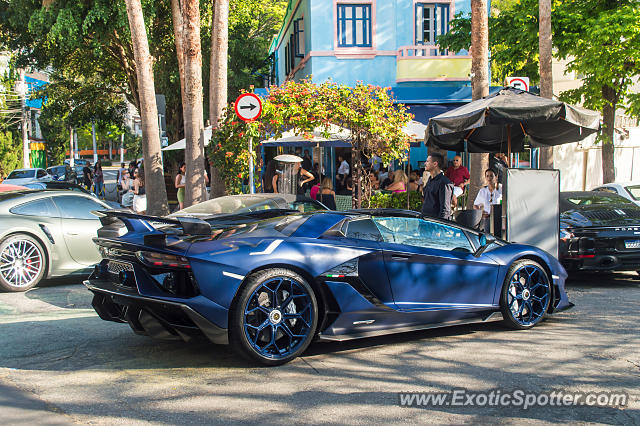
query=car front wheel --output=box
[500,259,551,330]
[0,234,47,292]
[230,268,318,366]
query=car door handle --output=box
[66,232,79,236]
[391,254,412,261]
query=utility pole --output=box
[18,70,30,168]
[120,133,125,164]
[69,127,74,167]
[91,118,98,163]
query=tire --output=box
[229,268,318,366]
[0,234,47,292]
[500,259,551,330]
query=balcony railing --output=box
[397,45,457,58]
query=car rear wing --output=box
[94,210,212,243]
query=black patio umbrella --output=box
[425,87,600,155]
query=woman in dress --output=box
[175,162,186,210]
[132,167,147,214]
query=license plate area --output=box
[624,239,640,249]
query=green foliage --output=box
[368,191,423,212]
[0,130,22,179]
[226,0,288,98]
[554,1,640,117]
[438,0,542,85]
[207,80,412,195]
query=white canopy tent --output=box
[162,126,214,151]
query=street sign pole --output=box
[248,135,254,194]
[234,93,262,194]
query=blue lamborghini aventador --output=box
[85,209,573,365]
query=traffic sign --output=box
[234,93,262,122]
[506,77,530,92]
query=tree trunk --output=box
[468,0,490,209]
[538,0,554,169]
[182,0,206,207]
[124,0,169,216]
[209,0,229,198]
[601,85,617,184]
[170,0,187,137]
[210,0,228,127]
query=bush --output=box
[368,191,422,212]
[100,160,112,167]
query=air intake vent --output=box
[621,208,640,219]
[581,210,623,221]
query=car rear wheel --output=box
[500,259,551,330]
[230,268,318,366]
[0,234,46,292]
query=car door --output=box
[373,216,500,311]
[51,195,107,266]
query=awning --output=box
[162,126,213,151]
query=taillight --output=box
[136,251,191,269]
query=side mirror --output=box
[474,233,497,257]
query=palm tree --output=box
[539,0,554,169]
[209,0,229,198]
[124,0,169,216]
[468,0,490,208]
[182,0,206,207]
[171,0,187,132]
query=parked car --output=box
[64,159,90,184]
[0,189,111,292]
[0,168,53,186]
[168,193,328,218]
[86,208,572,365]
[24,181,93,195]
[559,191,640,274]
[47,164,77,183]
[592,182,640,207]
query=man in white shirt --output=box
[474,168,502,232]
[337,155,350,175]
[337,155,349,190]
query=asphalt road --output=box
[0,272,638,425]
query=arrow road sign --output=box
[234,93,262,122]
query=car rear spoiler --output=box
[95,210,211,243]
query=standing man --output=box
[421,153,454,220]
[444,155,470,207]
[302,150,312,172]
[337,154,350,190]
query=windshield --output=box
[175,196,283,216]
[564,194,632,206]
[7,170,35,179]
[625,185,640,201]
[210,214,309,240]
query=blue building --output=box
[267,0,491,170]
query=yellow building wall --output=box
[396,57,472,81]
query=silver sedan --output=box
[0,189,110,292]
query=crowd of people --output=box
[116,160,146,214]
[259,148,507,231]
